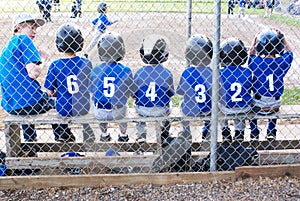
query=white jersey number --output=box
[103,77,115,97]
[67,75,79,94]
[194,84,206,103]
[266,74,275,91]
[231,82,242,102]
[146,82,158,101]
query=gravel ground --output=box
[0,176,299,201]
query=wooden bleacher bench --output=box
[3,105,300,157]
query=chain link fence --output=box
[0,0,299,176]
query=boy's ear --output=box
[14,24,22,33]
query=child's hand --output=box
[272,27,284,38]
[39,49,49,64]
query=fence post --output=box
[210,0,222,172]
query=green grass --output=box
[0,0,298,27]
[282,87,300,105]
[128,87,300,109]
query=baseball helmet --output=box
[97,2,108,13]
[185,34,213,66]
[220,37,248,66]
[56,23,84,53]
[139,35,169,64]
[98,32,125,62]
[255,29,284,56]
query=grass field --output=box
[0,0,298,27]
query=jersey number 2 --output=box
[231,82,242,102]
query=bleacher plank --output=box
[5,150,300,171]
[3,105,300,157]
[1,164,299,190]
[18,140,300,154]
[3,105,300,124]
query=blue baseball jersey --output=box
[0,34,44,111]
[248,51,293,97]
[133,65,175,107]
[44,56,92,116]
[239,0,246,7]
[92,13,114,33]
[219,65,253,108]
[89,62,134,109]
[176,66,212,116]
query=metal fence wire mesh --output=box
[0,0,299,176]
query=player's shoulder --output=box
[80,56,92,64]
[117,62,133,72]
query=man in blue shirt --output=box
[0,13,70,142]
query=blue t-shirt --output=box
[176,66,212,116]
[219,65,253,108]
[248,51,293,97]
[89,62,134,109]
[133,65,175,107]
[239,0,247,7]
[44,56,92,116]
[0,34,44,111]
[92,13,114,33]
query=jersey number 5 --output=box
[103,77,115,97]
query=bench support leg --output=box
[155,122,163,155]
[5,124,21,157]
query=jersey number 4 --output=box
[146,82,158,101]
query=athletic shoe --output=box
[118,134,129,142]
[82,128,95,143]
[136,133,146,143]
[234,130,244,141]
[266,129,276,141]
[57,130,76,142]
[100,134,111,142]
[222,127,232,142]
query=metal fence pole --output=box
[186,0,192,39]
[210,0,221,172]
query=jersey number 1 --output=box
[266,74,274,91]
